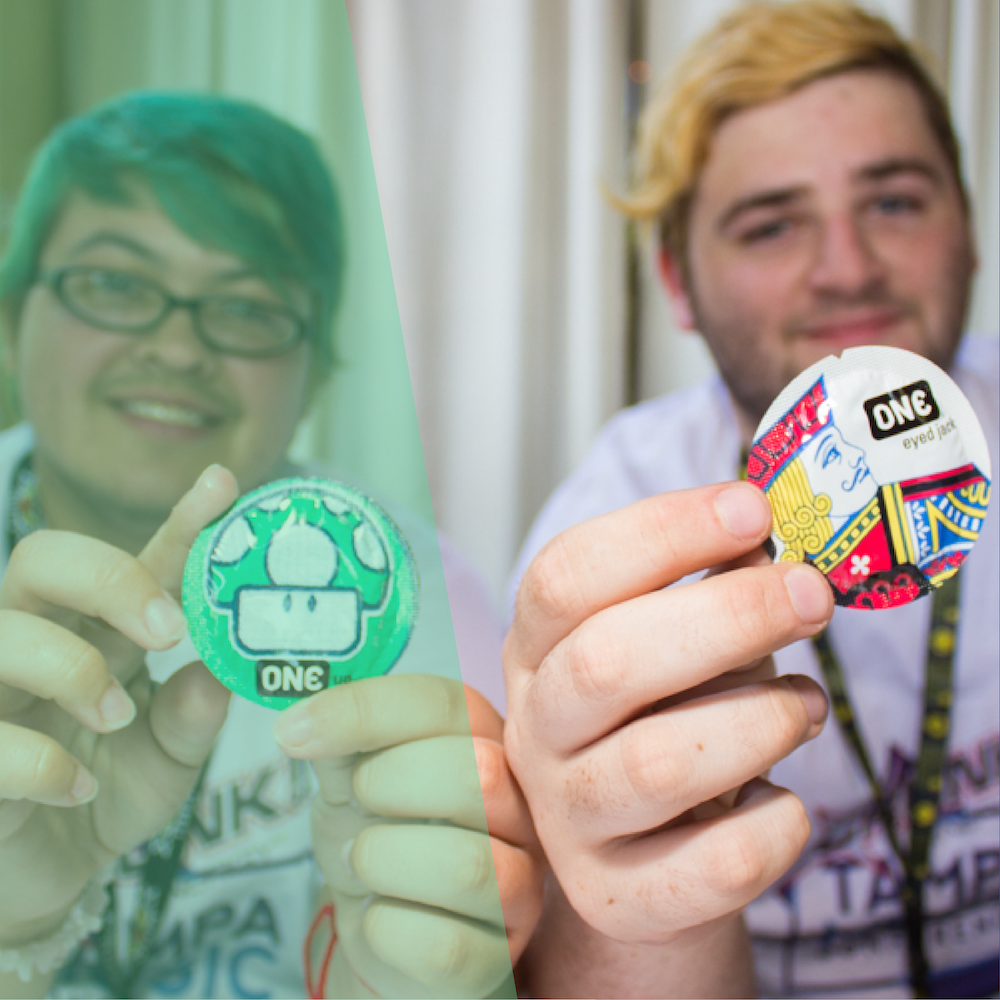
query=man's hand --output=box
[503,482,832,955]
[274,675,545,999]
[0,467,237,965]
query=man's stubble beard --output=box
[683,242,975,432]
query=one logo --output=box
[863,380,940,440]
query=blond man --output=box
[506,3,997,997]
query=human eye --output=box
[737,215,796,245]
[822,445,841,469]
[870,193,925,216]
[203,297,300,352]
[63,268,161,319]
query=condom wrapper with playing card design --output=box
[182,478,419,709]
[747,346,991,610]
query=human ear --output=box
[655,247,698,331]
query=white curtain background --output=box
[0,0,996,609]
[349,0,999,606]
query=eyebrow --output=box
[64,231,265,287]
[717,157,946,234]
[854,156,945,186]
[717,186,808,233]
[66,231,161,262]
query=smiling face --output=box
[662,70,975,434]
[4,192,312,547]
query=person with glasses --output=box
[0,92,543,999]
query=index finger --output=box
[505,482,773,674]
[140,464,240,598]
[273,673,473,759]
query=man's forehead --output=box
[695,69,954,214]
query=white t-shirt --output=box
[509,336,999,999]
[0,425,505,999]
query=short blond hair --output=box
[620,1,963,268]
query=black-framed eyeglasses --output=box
[37,266,309,359]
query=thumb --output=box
[148,660,232,769]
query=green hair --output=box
[0,90,344,384]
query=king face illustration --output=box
[748,378,991,609]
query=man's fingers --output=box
[0,531,188,652]
[0,611,135,732]
[0,721,97,807]
[565,780,812,943]
[527,562,832,752]
[273,674,471,759]
[558,674,826,844]
[140,465,240,598]
[505,483,773,675]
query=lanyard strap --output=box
[738,448,958,997]
[95,759,211,998]
[810,573,959,999]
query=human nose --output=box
[808,213,887,297]
[130,303,218,375]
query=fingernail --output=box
[144,595,188,643]
[735,776,770,807]
[196,464,225,491]
[715,484,771,540]
[783,565,832,625]
[273,708,314,749]
[71,767,98,804]
[98,680,135,730]
[785,674,829,728]
[341,838,356,877]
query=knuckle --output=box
[6,531,46,583]
[94,549,143,596]
[705,833,769,895]
[31,739,72,796]
[562,625,620,705]
[61,641,107,699]
[725,571,797,652]
[521,535,589,625]
[423,920,478,985]
[341,682,378,735]
[763,685,812,750]
[474,739,504,800]
[453,833,499,898]
[619,720,692,809]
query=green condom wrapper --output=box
[182,478,418,710]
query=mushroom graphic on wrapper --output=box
[208,490,391,658]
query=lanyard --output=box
[5,452,208,996]
[95,762,211,998]
[738,451,958,998]
[811,575,958,1000]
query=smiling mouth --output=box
[801,311,905,342]
[114,399,221,429]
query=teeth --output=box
[120,400,211,428]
